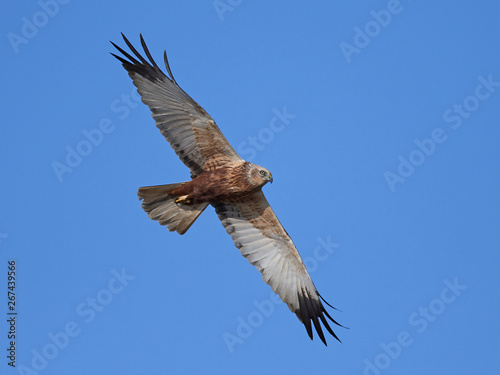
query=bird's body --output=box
[165,161,271,204]
[111,34,343,345]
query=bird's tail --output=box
[137,183,208,235]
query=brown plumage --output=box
[111,34,343,345]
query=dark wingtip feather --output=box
[140,34,160,70]
[111,34,169,83]
[312,315,327,345]
[121,33,149,66]
[110,39,141,67]
[163,50,177,84]
[319,312,341,343]
[297,287,345,345]
[109,52,129,65]
[319,292,342,312]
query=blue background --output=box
[2,1,499,374]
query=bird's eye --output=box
[259,170,266,176]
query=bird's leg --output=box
[175,195,193,205]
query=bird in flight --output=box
[111,34,342,345]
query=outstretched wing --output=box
[212,191,342,345]
[111,34,241,177]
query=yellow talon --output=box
[175,195,192,205]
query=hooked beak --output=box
[268,174,273,184]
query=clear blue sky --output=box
[2,1,500,374]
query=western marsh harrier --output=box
[111,34,342,345]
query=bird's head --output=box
[249,164,273,188]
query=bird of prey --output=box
[111,34,342,345]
